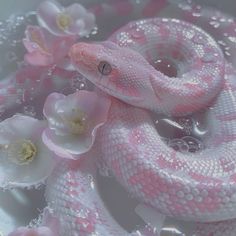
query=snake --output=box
[58,16,236,231]
[1,1,236,235]
[70,18,224,116]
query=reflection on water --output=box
[0,187,46,235]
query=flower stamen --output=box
[63,109,88,135]
[56,13,72,31]
[6,139,37,165]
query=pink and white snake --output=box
[43,17,236,235]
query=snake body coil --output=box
[47,18,236,235]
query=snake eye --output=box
[98,61,112,75]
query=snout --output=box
[69,42,102,65]
[69,42,90,64]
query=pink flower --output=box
[43,91,111,159]
[9,208,60,236]
[23,25,76,66]
[37,1,96,37]
[0,115,56,188]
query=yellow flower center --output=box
[56,13,72,31]
[64,109,88,135]
[30,31,48,52]
[6,139,37,165]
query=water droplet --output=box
[201,52,217,63]
[210,21,220,28]
[162,18,169,22]
[193,34,205,45]
[228,36,236,43]
[130,29,143,39]
[177,117,193,135]
[91,26,98,35]
[23,105,36,117]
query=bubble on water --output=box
[91,26,98,35]
[182,136,204,153]
[228,36,236,44]
[79,83,86,90]
[191,5,202,17]
[23,105,36,117]
[168,138,189,153]
[70,76,88,91]
[218,40,227,49]
[209,19,222,29]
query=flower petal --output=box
[43,93,70,136]
[24,50,53,66]
[65,3,87,19]
[42,208,61,235]
[23,25,49,52]
[37,0,64,35]
[80,13,96,36]
[35,227,55,236]
[42,129,79,159]
[44,92,65,119]
[23,25,76,66]
[37,1,95,36]
[65,3,95,36]
[50,36,76,63]
[8,227,32,236]
[67,19,85,35]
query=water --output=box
[0,0,236,235]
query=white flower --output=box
[43,91,111,159]
[0,115,56,188]
[37,1,96,37]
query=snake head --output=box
[69,41,146,102]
